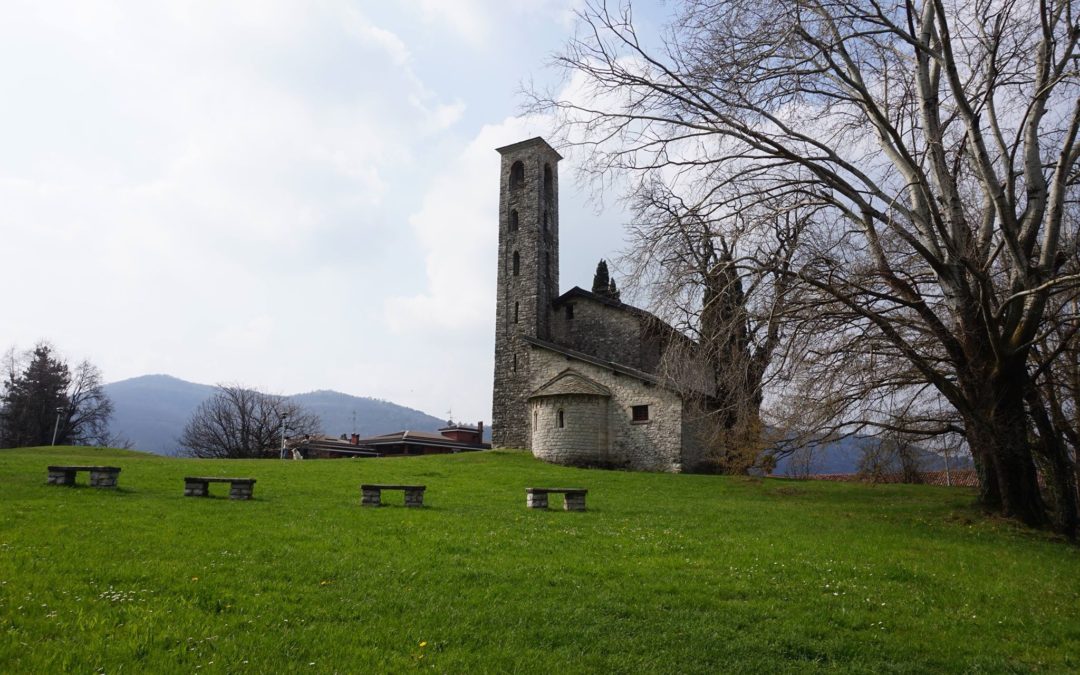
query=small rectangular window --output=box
[565,304,574,320]
[557,410,565,428]
[631,405,650,422]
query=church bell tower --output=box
[491,137,561,449]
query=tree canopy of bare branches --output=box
[536,0,1080,535]
[178,385,322,459]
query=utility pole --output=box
[51,406,64,446]
[280,413,289,460]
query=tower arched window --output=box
[543,210,548,231]
[514,301,519,323]
[544,164,553,203]
[510,210,519,232]
[512,251,520,276]
[510,161,525,190]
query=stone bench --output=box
[526,487,587,511]
[360,484,425,507]
[47,465,121,488]
[184,477,256,500]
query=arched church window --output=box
[514,302,519,323]
[513,251,520,276]
[557,409,565,428]
[544,164,553,203]
[510,161,525,190]
[513,353,518,372]
[510,210,519,232]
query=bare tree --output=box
[619,179,808,471]
[63,360,114,446]
[858,429,928,484]
[537,0,1080,535]
[178,384,322,459]
[1027,248,1080,525]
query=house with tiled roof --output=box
[290,422,489,459]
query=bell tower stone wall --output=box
[491,137,561,448]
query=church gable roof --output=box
[529,368,612,399]
[523,335,661,385]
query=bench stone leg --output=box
[184,481,209,497]
[564,494,586,511]
[229,483,254,500]
[47,470,76,486]
[361,487,382,506]
[404,489,425,508]
[527,492,548,509]
[90,471,118,489]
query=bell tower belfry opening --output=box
[491,137,562,449]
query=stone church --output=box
[491,137,709,472]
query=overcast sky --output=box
[0,1,672,425]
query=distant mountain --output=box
[104,375,450,455]
[772,433,973,476]
[289,389,454,440]
[104,375,216,455]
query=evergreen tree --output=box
[591,259,610,295]
[591,259,622,301]
[608,278,621,301]
[0,343,114,448]
[0,344,70,447]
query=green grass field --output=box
[1,447,1077,673]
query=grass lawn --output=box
[1,447,1078,673]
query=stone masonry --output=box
[491,136,709,472]
[527,351,687,472]
[491,137,561,449]
[47,465,121,488]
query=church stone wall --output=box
[529,395,608,466]
[528,347,685,472]
[550,296,673,373]
[550,299,641,368]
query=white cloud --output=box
[388,115,549,333]
[402,0,586,46]
[0,0,631,425]
[0,2,463,393]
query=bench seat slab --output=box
[360,485,426,507]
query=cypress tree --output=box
[608,278,621,301]
[592,259,611,295]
